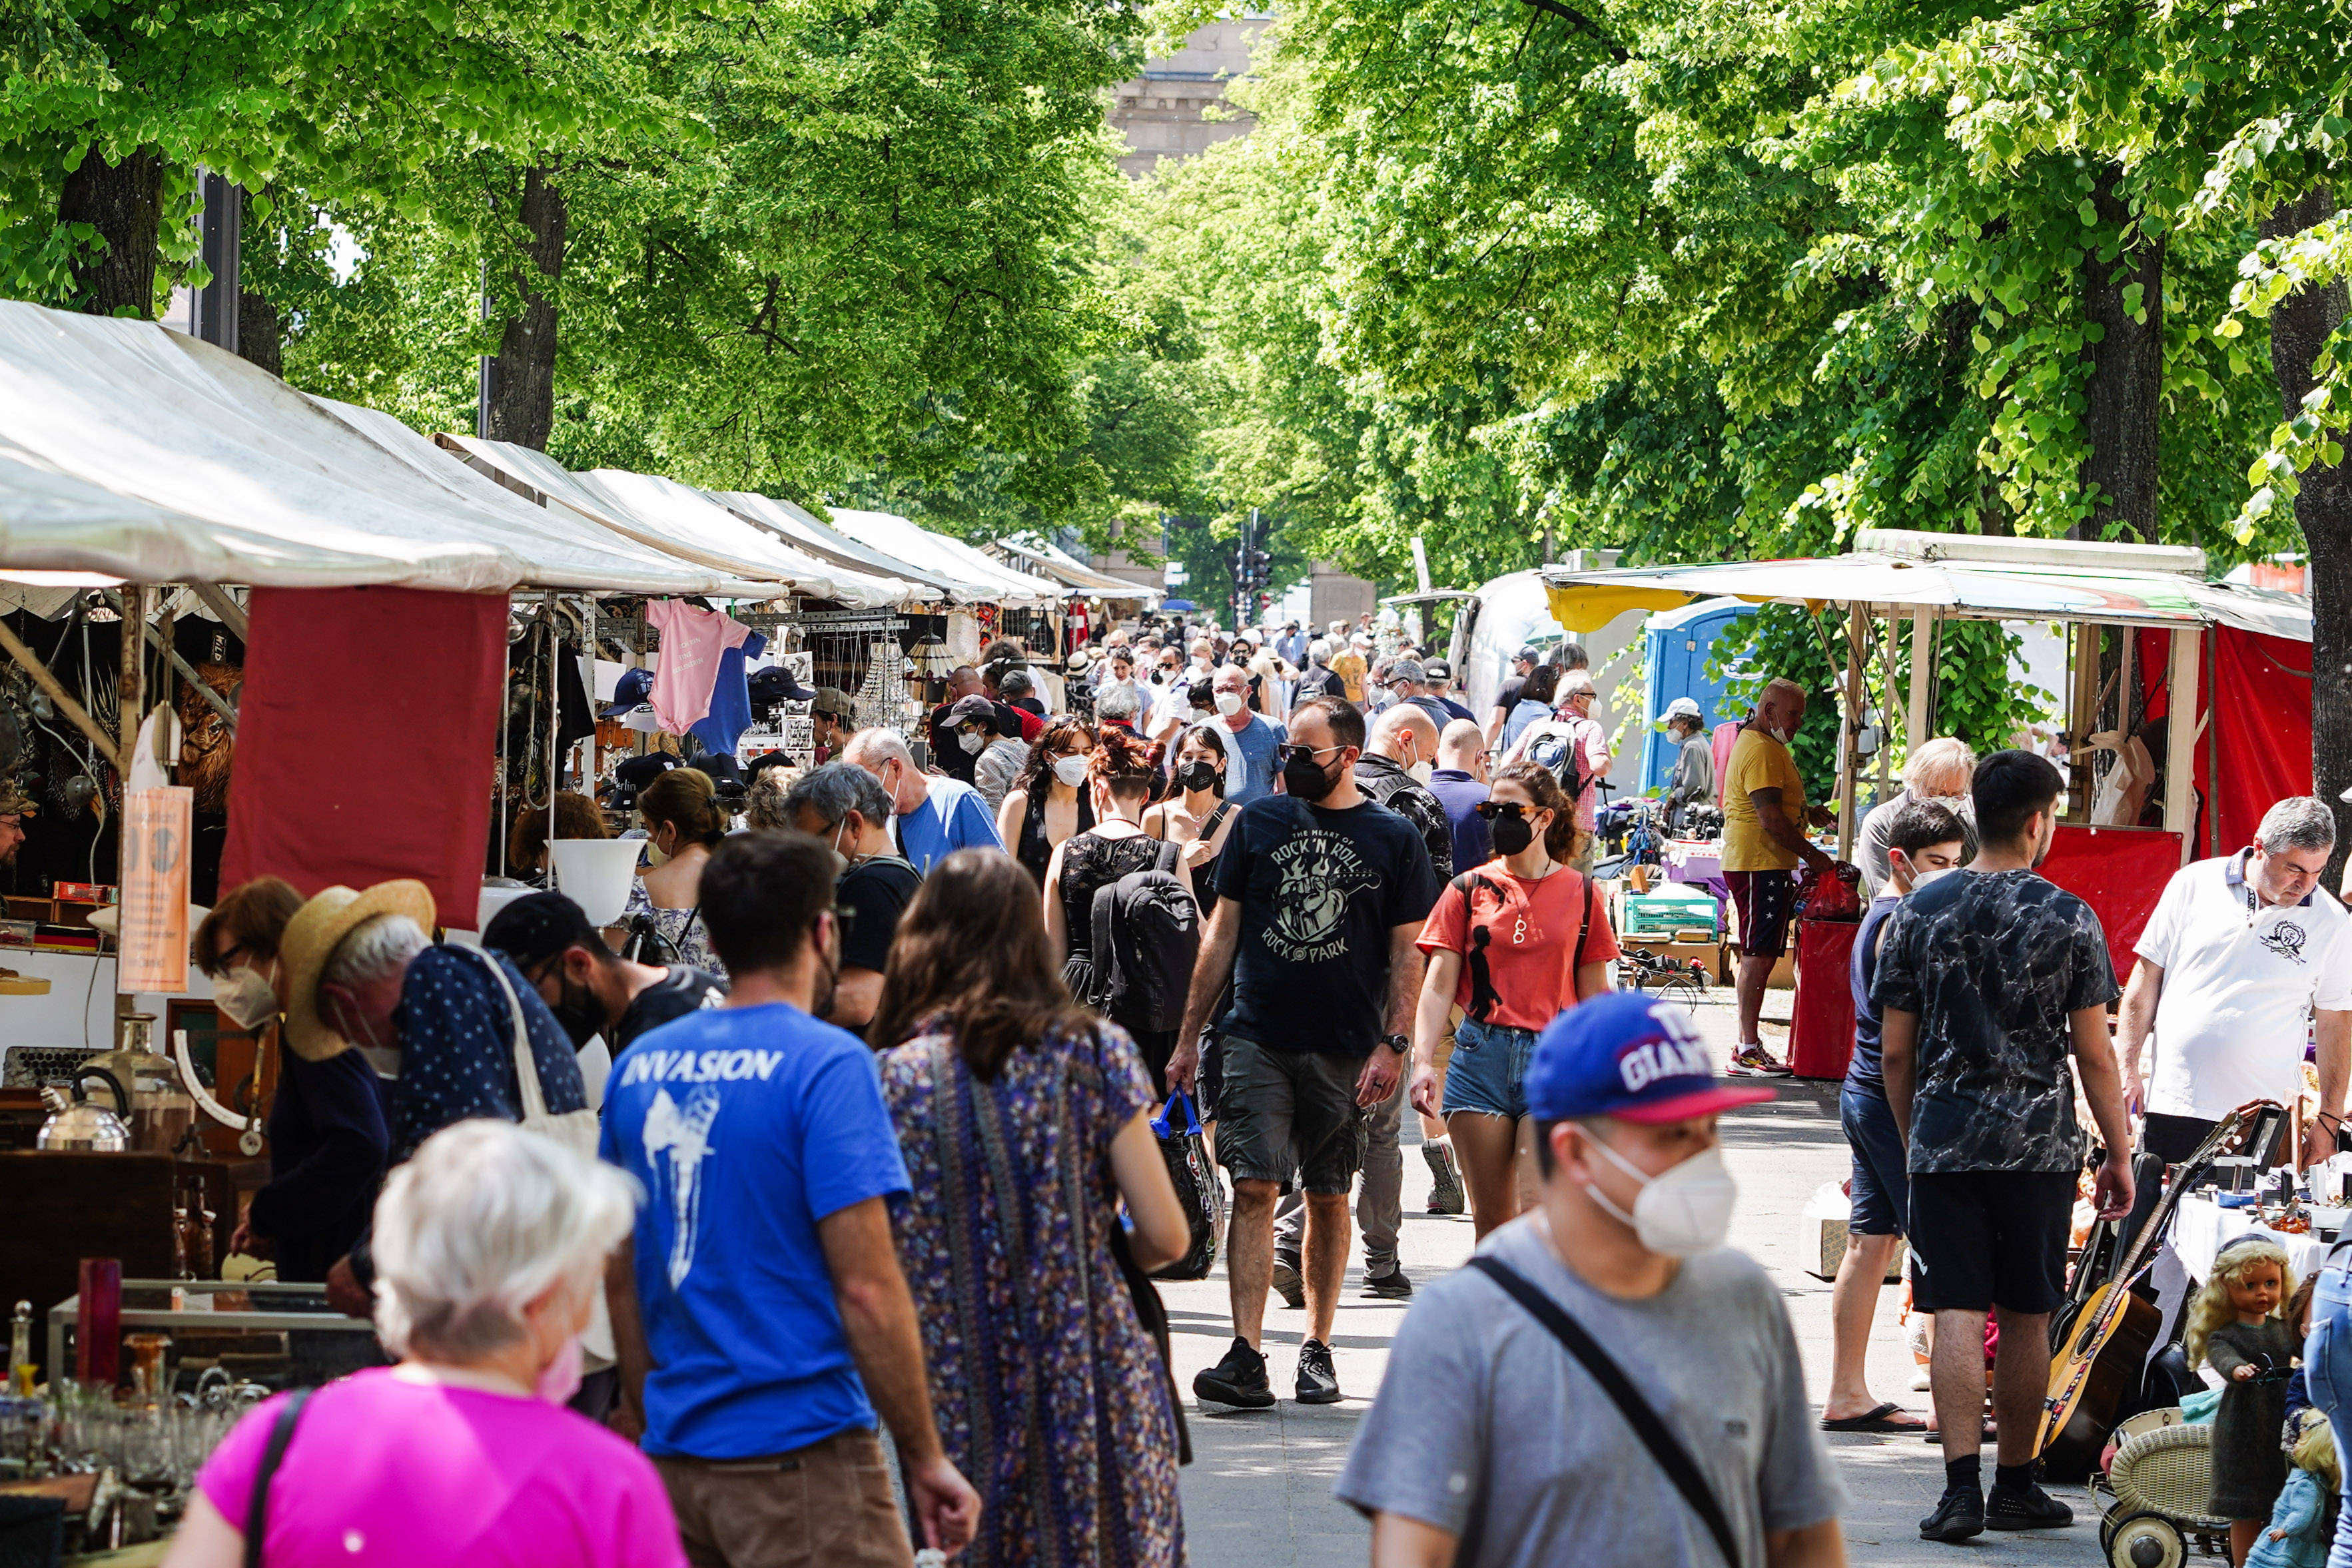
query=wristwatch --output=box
[1379,1034,1411,1056]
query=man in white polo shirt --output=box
[2117,796,2352,1165]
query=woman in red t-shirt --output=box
[1407,762,1621,1236]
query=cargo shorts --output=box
[1213,1032,1370,1196]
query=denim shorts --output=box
[2307,1268,2352,1567]
[1839,1083,1909,1236]
[1442,1017,1540,1121]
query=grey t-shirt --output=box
[1334,1219,1844,1568]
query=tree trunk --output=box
[2262,187,2352,887]
[2076,167,2163,544]
[238,290,282,376]
[59,145,164,317]
[485,165,566,451]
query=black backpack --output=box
[1087,839,1200,1034]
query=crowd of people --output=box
[143,599,2352,1568]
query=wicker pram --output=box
[2098,1410,2233,1567]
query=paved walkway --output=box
[1162,995,2092,1566]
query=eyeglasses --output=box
[1275,743,1345,764]
[1473,801,1533,821]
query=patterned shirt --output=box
[1871,869,2118,1174]
[389,945,589,1162]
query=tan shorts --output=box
[654,1427,911,1568]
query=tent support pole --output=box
[101,589,234,732]
[187,583,248,641]
[1906,609,1932,751]
[0,616,125,776]
[1876,609,1896,802]
[1838,602,1864,861]
[117,585,145,781]
[2163,627,2200,863]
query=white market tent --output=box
[824,507,1062,608]
[586,469,915,610]
[0,304,767,596]
[713,491,984,605]
[994,533,1162,604]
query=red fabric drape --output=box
[2134,626,2311,857]
[220,587,506,928]
[2038,825,2183,982]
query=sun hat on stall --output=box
[1526,992,1775,1124]
[278,880,437,1061]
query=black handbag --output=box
[1146,1092,1223,1282]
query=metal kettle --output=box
[37,1067,132,1152]
[79,1014,196,1155]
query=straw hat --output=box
[278,881,436,1060]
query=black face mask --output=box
[1282,749,1342,802]
[549,975,609,1048]
[1176,760,1222,795]
[1489,813,1537,856]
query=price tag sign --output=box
[119,786,193,994]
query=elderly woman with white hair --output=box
[1855,737,1981,897]
[168,1120,683,1568]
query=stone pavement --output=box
[1162,994,2096,1566]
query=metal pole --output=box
[0,617,125,774]
[1838,602,1864,861]
[1906,609,1932,751]
[496,611,512,878]
[2163,628,2201,862]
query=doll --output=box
[2246,1411,2339,1568]
[2187,1237,2301,1567]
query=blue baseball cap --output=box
[599,667,654,718]
[1526,992,1776,1124]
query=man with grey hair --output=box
[844,727,1002,875]
[783,761,919,1033]
[1211,661,1287,806]
[1503,668,1613,871]
[2117,794,2352,1162]
[1856,737,1982,898]
[1094,680,1144,734]
[1294,637,1345,705]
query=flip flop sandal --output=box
[1820,1401,1928,1433]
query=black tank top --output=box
[1018,783,1094,886]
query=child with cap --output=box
[1337,992,1846,1568]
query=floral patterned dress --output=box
[881,1020,1184,1568]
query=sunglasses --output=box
[1473,801,1537,821]
[1275,743,1344,765]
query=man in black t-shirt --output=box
[484,893,727,1058]
[783,762,921,1035]
[1170,696,1439,1413]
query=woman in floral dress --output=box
[870,848,1190,1568]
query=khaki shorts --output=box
[654,1427,911,1568]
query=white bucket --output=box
[476,882,536,934]
[548,838,644,927]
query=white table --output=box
[2169,1190,2335,1284]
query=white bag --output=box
[476,949,615,1365]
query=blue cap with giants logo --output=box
[1526,993,1776,1124]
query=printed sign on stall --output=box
[118,786,193,994]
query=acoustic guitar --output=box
[2036,1105,2265,1481]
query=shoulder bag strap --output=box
[1154,836,1184,877]
[242,1385,316,1568]
[1567,873,1598,1002]
[1465,1256,1743,1568]
[473,947,550,1121]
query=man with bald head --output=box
[1427,719,1493,877]
[1723,677,1840,1076]
[845,728,1002,876]
[1210,662,1287,807]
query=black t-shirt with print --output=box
[1870,868,2118,1174]
[614,965,727,1052]
[1212,793,1441,1057]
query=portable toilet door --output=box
[1640,597,1754,791]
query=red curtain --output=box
[220,587,506,928]
[2038,825,2183,982]
[2136,626,2311,857]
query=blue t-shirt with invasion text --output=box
[599,1003,909,1459]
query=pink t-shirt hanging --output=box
[645,599,753,735]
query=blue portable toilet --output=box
[1639,597,1753,792]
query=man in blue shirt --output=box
[844,727,1004,875]
[602,831,979,1567]
[1209,664,1286,806]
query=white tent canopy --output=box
[825,508,1060,607]
[995,534,1162,602]
[0,304,760,594]
[714,490,983,603]
[586,470,913,609]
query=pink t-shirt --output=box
[195,1368,686,1567]
[645,599,753,735]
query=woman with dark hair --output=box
[994,717,1098,887]
[1141,722,1238,905]
[1500,663,1559,751]
[621,767,727,977]
[1405,761,1622,1237]
[870,850,1189,1568]
[195,878,390,1282]
[1042,729,1179,1088]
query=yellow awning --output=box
[1542,584,1703,631]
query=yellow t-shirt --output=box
[1721,727,1806,871]
[1330,650,1368,703]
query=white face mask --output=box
[214,966,281,1031]
[1581,1134,1738,1258]
[1912,866,1956,889]
[1052,754,1091,787]
[959,729,988,755]
[1409,760,1435,785]
[1214,692,1246,717]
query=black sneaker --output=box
[1918,1487,1984,1543]
[1295,1338,1342,1404]
[1984,1481,2072,1531]
[1362,1266,1413,1300]
[1270,1255,1304,1310]
[1423,1142,1465,1214]
[1193,1336,1275,1413]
